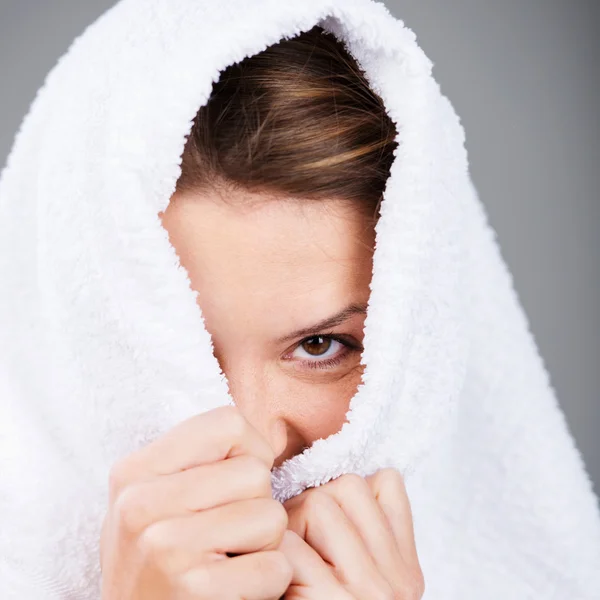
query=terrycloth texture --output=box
[0,0,599,597]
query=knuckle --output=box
[107,459,132,500]
[258,550,293,585]
[382,466,405,484]
[112,483,148,534]
[222,405,248,437]
[396,570,426,600]
[245,498,288,549]
[137,521,171,564]
[373,467,406,497]
[240,454,272,496]
[217,407,276,467]
[176,564,212,598]
[412,568,426,598]
[371,585,395,600]
[304,489,336,520]
[337,472,369,495]
[261,498,289,538]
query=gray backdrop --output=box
[1,0,598,495]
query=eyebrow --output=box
[275,302,368,344]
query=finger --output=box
[366,468,421,570]
[111,454,272,535]
[109,406,274,499]
[308,473,407,592]
[175,551,293,600]
[137,498,288,576]
[277,530,347,597]
[284,489,392,599]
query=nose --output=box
[223,371,289,463]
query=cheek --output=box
[284,371,363,443]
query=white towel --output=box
[1,0,599,597]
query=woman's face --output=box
[159,188,375,468]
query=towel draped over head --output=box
[1,0,599,597]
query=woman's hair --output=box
[175,25,398,222]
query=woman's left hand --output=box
[279,468,424,600]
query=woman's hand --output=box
[279,469,424,600]
[99,405,293,600]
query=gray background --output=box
[1,0,598,495]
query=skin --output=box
[99,187,424,599]
[160,187,375,466]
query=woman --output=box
[1,0,599,598]
[101,24,424,599]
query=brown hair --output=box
[175,24,398,222]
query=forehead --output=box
[159,188,375,332]
[163,188,374,280]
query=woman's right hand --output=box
[99,405,293,600]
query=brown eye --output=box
[285,334,359,371]
[301,336,332,356]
